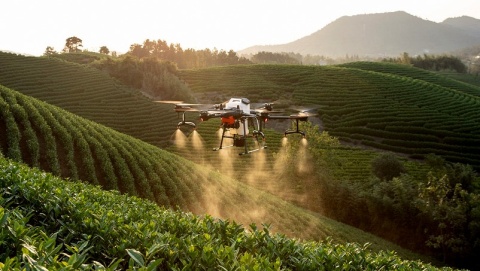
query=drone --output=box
[158,98,317,155]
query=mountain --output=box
[239,11,480,57]
[442,15,480,38]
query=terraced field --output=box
[179,64,480,169]
[1,84,435,263]
[2,52,477,268]
[0,52,178,148]
[3,52,477,170]
[1,157,450,270]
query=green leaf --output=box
[146,258,163,271]
[126,248,145,266]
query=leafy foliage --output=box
[383,53,467,73]
[0,158,456,270]
[63,36,83,53]
[371,153,406,181]
[251,51,302,64]
[281,124,480,269]
[127,38,251,69]
[91,56,195,101]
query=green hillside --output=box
[3,52,478,170]
[179,64,480,169]
[2,52,478,268]
[1,84,436,262]
[0,52,178,148]
[1,158,453,270]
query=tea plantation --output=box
[0,157,456,270]
[179,64,480,169]
[1,51,478,269]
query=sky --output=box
[1,0,479,56]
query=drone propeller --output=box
[155,100,218,112]
[288,105,319,118]
[252,103,284,114]
[291,111,318,118]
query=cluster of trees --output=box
[249,51,301,64]
[91,56,194,101]
[384,53,467,73]
[283,123,480,269]
[44,36,112,56]
[46,36,357,68]
[127,39,251,69]
[44,36,86,55]
[44,37,194,101]
[244,52,360,65]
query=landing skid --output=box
[239,145,267,156]
[214,127,266,155]
[213,143,267,155]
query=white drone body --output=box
[222,98,250,136]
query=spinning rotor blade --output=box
[254,108,284,114]
[291,111,318,118]
[267,110,317,120]
[290,105,320,112]
[288,105,319,118]
[155,100,204,107]
[154,100,185,104]
[154,100,216,112]
[174,107,201,112]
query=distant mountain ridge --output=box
[239,11,480,57]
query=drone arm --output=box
[267,115,309,137]
[268,115,308,121]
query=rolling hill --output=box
[0,69,450,270]
[442,15,480,38]
[179,63,480,170]
[3,51,479,171]
[0,52,178,148]
[2,51,479,268]
[239,11,480,57]
[1,82,422,252]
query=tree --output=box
[63,36,83,53]
[417,158,480,267]
[417,173,470,263]
[371,153,406,181]
[43,46,57,56]
[99,46,110,55]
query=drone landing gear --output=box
[214,126,266,155]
